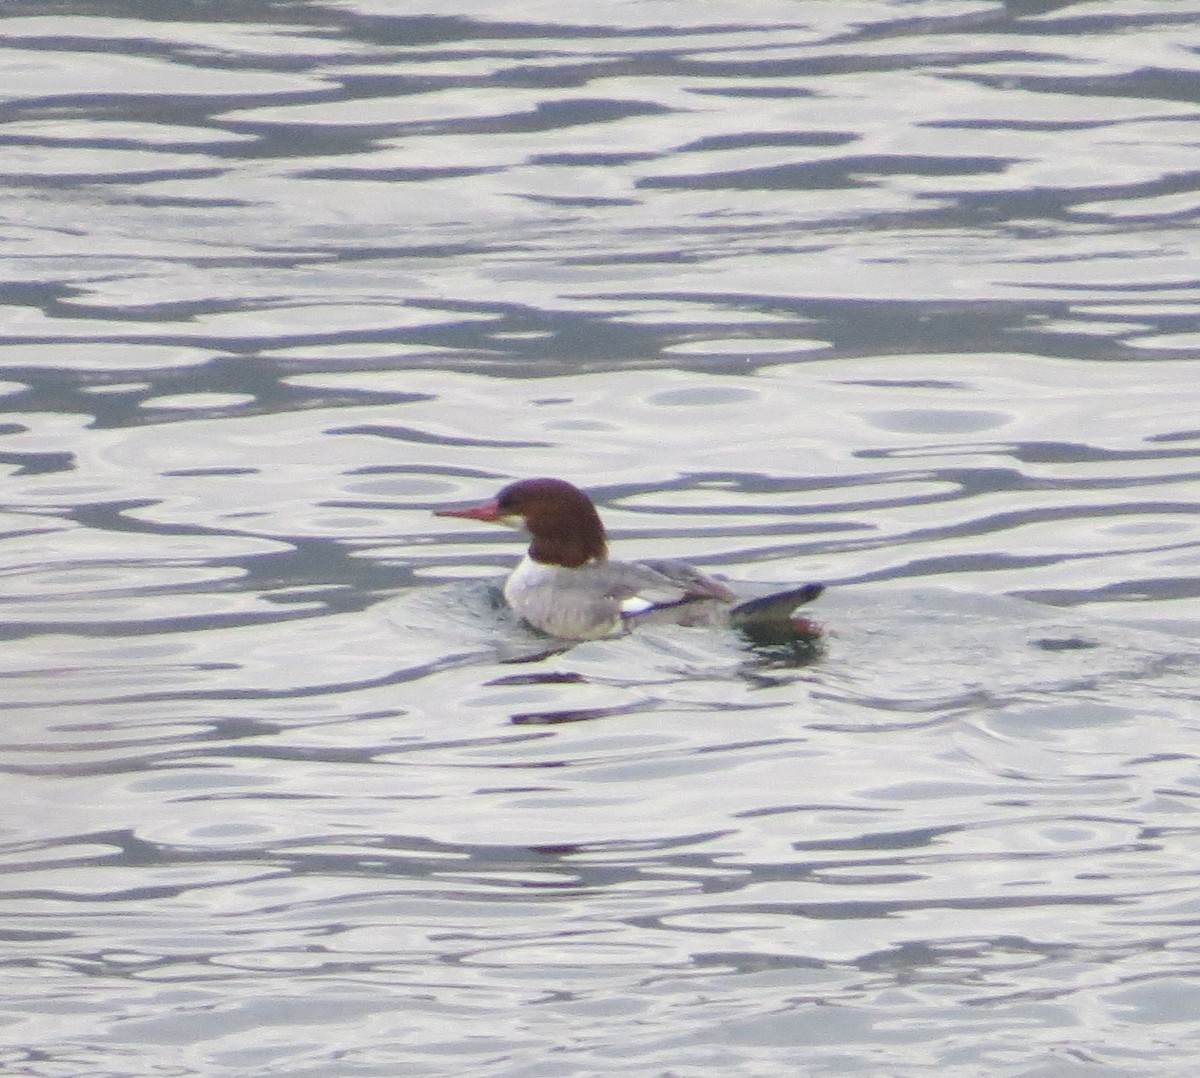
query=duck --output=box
[435,477,823,640]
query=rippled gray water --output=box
[2,2,1199,1075]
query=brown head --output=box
[435,477,608,568]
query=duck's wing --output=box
[630,558,737,603]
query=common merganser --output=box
[435,477,823,640]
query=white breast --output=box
[503,556,625,639]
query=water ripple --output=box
[2,2,1200,1075]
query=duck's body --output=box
[435,477,820,641]
[501,551,736,639]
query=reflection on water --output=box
[2,1,1200,1075]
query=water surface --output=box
[1,2,1199,1075]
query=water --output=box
[2,1,1199,1074]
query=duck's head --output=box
[436,477,608,568]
